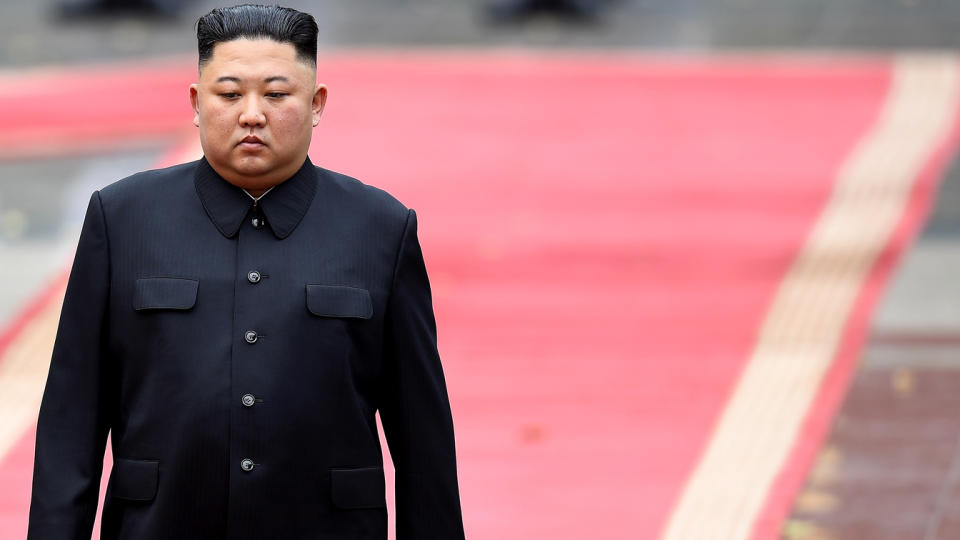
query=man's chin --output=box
[230,158,274,178]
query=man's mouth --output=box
[239,135,266,147]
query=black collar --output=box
[194,155,317,239]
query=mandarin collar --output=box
[194,155,317,240]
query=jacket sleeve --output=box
[379,208,466,540]
[28,190,113,540]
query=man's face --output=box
[190,38,326,191]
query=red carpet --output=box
[0,52,956,539]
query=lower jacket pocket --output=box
[330,466,386,509]
[111,458,160,501]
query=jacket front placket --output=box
[225,200,273,538]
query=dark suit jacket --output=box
[27,156,465,540]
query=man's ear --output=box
[312,84,328,127]
[189,83,200,127]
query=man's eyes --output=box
[217,92,287,99]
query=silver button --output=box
[241,393,256,407]
[247,271,261,284]
[240,458,255,472]
[244,330,258,344]
[251,216,265,229]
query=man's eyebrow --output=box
[214,76,290,84]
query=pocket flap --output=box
[134,277,198,311]
[330,466,386,509]
[306,285,373,319]
[111,458,159,501]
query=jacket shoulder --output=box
[315,165,411,223]
[97,160,198,202]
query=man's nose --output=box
[239,97,266,128]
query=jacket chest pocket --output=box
[133,277,198,311]
[305,284,373,319]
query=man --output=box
[27,5,465,539]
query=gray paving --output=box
[872,240,960,336]
[5,0,960,69]
[0,150,163,330]
[877,136,960,339]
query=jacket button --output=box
[241,393,256,407]
[251,216,265,229]
[247,271,261,284]
[244,330,258,344]
[240,458,255,472]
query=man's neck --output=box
[243,184,276,202]
[203,153,308,199]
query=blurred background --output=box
[3,1,960,539]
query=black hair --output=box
[196,4,318,68]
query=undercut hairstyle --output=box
[196,4,319,69]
